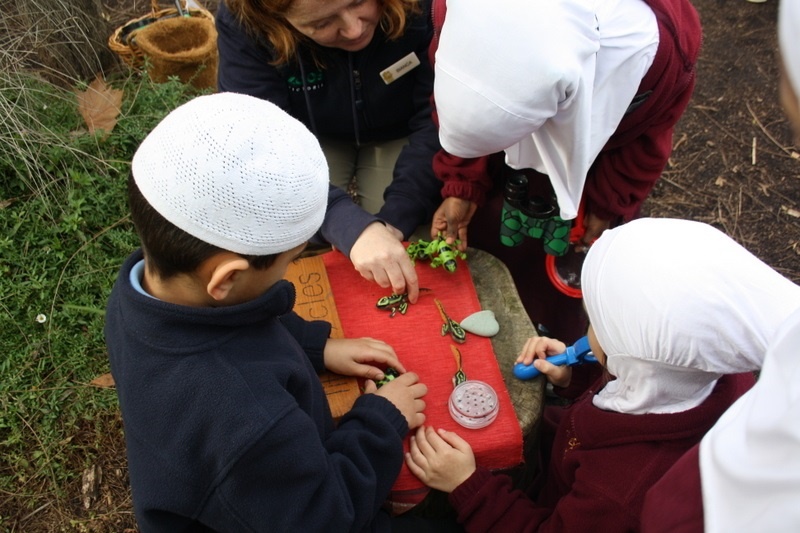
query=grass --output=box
[0,63,206,530]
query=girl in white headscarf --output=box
[405,217,800,533]
[426,0,703,345]
[642,2,800,531]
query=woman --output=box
[216,0,443,303]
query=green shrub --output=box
[0,66,207,526]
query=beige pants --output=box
[320,137,408,215]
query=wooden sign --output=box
[284,253,360,420]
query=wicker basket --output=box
[108,0,215,69]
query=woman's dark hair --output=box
[226,0,421,65]
[127,173,277,279]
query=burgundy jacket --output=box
[641,444,704,533]
[446,373,754,533]
[429,0,702,222]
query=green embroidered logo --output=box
[287,70,325,91]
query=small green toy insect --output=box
[407,233,467,273]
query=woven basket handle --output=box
[151,0,188,13]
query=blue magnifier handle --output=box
[513,335,598,380]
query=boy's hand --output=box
[516,336,572,388]
[324,338,406,381]
[349,222,421,303]
[363,372,427,429]
[405,426,475,493]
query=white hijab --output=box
[780,0,800,98]
[699,4,800,530]
[433,0,658,220]
[581,218,800,415]
[699,308,800,532]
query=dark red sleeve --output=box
[583,0,701,222]
[432,150,500,206]
[428,0,497,206]
[641,444,704,533]
[584,113,682,221]
[640,371,755,533]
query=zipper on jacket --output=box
[348,54,362,146]
[297,56,319,136]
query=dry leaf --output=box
[75,75,122,137]
[90,372,115,388]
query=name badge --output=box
[379,52,421,85]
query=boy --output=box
[105,92,427,531]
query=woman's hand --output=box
[350,222,421,303]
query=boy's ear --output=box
[206,255,250,301]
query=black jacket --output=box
[216,0,442,240]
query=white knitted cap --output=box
[132,92,328,255]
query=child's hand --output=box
[363,372,427,429]
[324,337,406,381]
[405,426,475,493]
[516,336,572,388]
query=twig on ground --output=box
[746,101,796,157]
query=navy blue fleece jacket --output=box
[105,251,408,531]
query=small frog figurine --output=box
[375,367,400,388]
[407,233,467,273]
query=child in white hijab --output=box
[405,217,800,532]
[642,2,800,531]
[427,0,702,344]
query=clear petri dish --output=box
[449,380,499,429]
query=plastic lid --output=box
[448,380,499,429]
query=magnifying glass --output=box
[513,335,598,380]
[545,205,591,299]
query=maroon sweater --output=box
[640,444,704,533]
[430,0,702,222]
[446,373,754,533]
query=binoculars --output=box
[499,172,571,256]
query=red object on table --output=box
[322,249,524,513]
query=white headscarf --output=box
[698,308,800,532]
[581,218,800,414]
[433,0,658,219]
[780,0,800,98]
[698,4,800,529]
